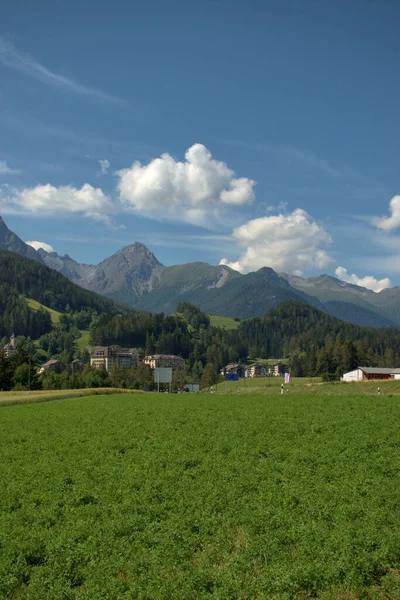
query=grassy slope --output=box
[76,329,91,351]
[26,297,90,347]
[0,393,398,599]
[209,314,240,330]
[26,297,62,325]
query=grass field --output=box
[0,393,399,599]
[0,388,140,406]
[76,329,91,352]
[209,315,240,330]
[212,376,400,396]
[26,298,62,325]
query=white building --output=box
[244,363,267,378]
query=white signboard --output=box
[154,367,173,384]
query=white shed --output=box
[342,369,364,382]
[342,366,400,381]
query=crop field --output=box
[0,393,399,599]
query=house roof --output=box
[145,354,184,360]
[91,347,138,358]
[40,359,64,369]
[359,366,400,374]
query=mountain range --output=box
[1,215,399,328]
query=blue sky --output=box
[1,0,399,291]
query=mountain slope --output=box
[134,262,240,313]
[38,249,95,287]
[283,273,400,327]
[0,250,125,316]
[154,266,323,319]
[84,243,165,304]
[322,300,397,328]
[1,215,399,327]
[0,216,42,262]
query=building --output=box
[342,366,400,382]
[70,359,83,371]
[144,354,185,371]
[38,359,66,375]
[4,333,16,357]
[90,347,139,373]
[268,361,288,377]
[220,364,245,377]
[244,363,267,378]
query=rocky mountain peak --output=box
[0,215,41,262]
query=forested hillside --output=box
[237,302,400,376]
[90,301,400,379]
[0,252,132,380]
[0,251,122,314]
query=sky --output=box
[1,0,399,292]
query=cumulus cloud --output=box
[1,183,113,223]
[372,195,400,231]
[220,208,332,275]
[0,160,21,175]
[26,240,54,253]
[335,266,392,293]
[116,143,255,226]
[98,159,110,175]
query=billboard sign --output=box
[154,367,173,384]
[226,373,239,381]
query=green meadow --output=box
[26,298,62,326]
[0,393,399,599]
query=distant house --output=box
[220,364,245,377]
[90,347,139,373]
[70,359,83,371]
[244,363,267,378]
[4,333,16,357]
[144,354,185,371]
[38,359,66,375]
[342,367,400,382]
[268,362,288,377]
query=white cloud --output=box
[220,208,332,275]
[0,160,21,175]
[0,36,123,105]
[25,240,54,253]
[372,195,400,231]
[1,183,113,223]
[98,159,110,175]
[335,266,392,293]
[116,143,255,226]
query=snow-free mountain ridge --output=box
[1,215,399,327]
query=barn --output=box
[342,367,400,382]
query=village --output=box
[4,334,400,391]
